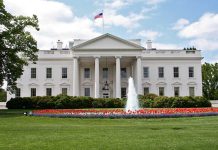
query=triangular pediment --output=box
[73,33,144,50]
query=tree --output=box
[0,0,39,92]
[0,88,6,102]
[202,63,218,100]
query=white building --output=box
[7,33,203,100]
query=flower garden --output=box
[31,108,218,118]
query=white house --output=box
[7,33,203,100]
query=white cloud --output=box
[145,0,165,5]
[172,18,189,30]
[5,0,101,49]
[152,43,182,49]
[138,30,162,40]
[177,13,218,51]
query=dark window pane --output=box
[143,67,149,78]
[46,68,52,78]
[158,67,164,78]
[84,68,90,78]
[31,68,36,78]
[121,68,127,78]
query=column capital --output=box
[73,56,79,59]
[94,56,101,59]
[115,56,122,59]
[136,56,142,59]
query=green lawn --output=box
[0,110,218,150]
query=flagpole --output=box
[102,10,104,34]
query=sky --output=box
[4,0,218,63]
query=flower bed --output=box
[30,108,218,118]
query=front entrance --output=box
[102,91,110,98]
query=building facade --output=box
[7,33,203,100]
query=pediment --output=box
[73,33,144,50]
[172,82,182,86]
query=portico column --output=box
[136,56,143,95]
[94,56,100,98]
[116,56,121,98]
[73,57,79,96]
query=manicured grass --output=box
[0,110,218,150]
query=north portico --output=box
[71,33,144,98]
[7,33,203,101]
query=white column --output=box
[73,57,79,96]
[94,56,100,98]
[136,56,142,95]
[116,56,121,98]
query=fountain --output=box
[125,77,139,112]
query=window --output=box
[62,88,67,95]
[143,67,149,78]
[158,67,164,78]
[189,87,195,96]
[15,88,21,98]
[84,88,90,96]
[31,88,36,97]
[189,67,194,78]
[121,68,127,78]
[62,68,67,78]
[174,67,179,78]
[46,88,52,96]
[103,68,108,79]
[84,68,90,78]
[144,87,149,95]
[46,68,52,78]
[159,87,164,96]
[174,87,180,97]
[121,88,127,98]
[31,68,36,78]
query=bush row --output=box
[6,94,211,109]
[6,95,125,109]
[139,94,211,108]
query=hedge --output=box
[6,94,211,109]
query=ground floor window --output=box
[46,88,52,96]
[144,87,149,95]
[84,88,90,96]
[31,88,36,97]
[189,87,195,96]
[174,87,180,97]
[62,88,67,95]
[159,87,164,96]
[121,87,127,98]
[15,88,21,98]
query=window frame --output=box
[84,68,90,79]
[15,88,21,98]
[174,87,180,97]
[159,87,165,96]
[144,87,149,95]
[84,87,90,96]
[189,87,195,97]
[46,68,52,79]
[46,88,52,96]
[31,88,36,97]
[189,67,194,78]
[158,67,164,78]
[31,68,36,79]
[103,68,109,79]
[173,67,179,78]
[121,68,127,78]
[143,67,149,78]
[62,67,68,79]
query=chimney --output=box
[57,40,63,50]
[146,40,152,49]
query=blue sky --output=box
[5,0,218,63]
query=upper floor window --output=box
[15,88,21,98]
[143,67,149,78]
[46,88,52,96]
[174,87,180,97]
[144,87,149,95]
[103,68,108,79]
[62,68,67,78]
[84,88,90,96]
[46,68,52,78]
[189,67,194,78]
[174,67,179,78]
[84,68,90,78]
[31,88,36,97]
[158,67,164,78]
[159,87,165,96]
[121,68,127,78]
[31,68,36,78]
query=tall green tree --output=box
[0,88,6,102]
[0,0,39,92]
[202,63,218,100]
